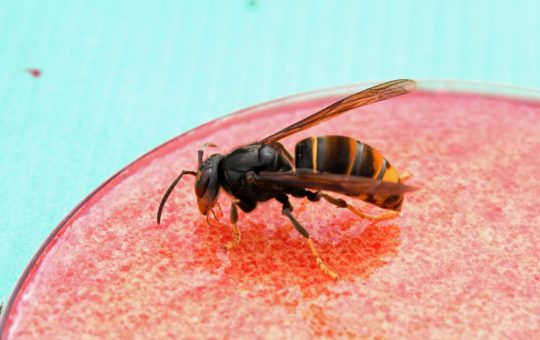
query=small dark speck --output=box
[247,0,258,8]
[27,68,41,78]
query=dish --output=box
[2,81,539,338]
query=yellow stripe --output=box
[371,149,384,179]
[382,164,400,183]
[345,139,357,176]
[311,136,318,172]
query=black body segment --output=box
[294,135,403,210]
[220,143,295,212]
[294,135,388,178]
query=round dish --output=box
[2,81,539,338]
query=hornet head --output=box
[156,143,222,224]
[194,153,223,215]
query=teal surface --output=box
[1,0,540,301]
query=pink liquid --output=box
[2,87,540,338]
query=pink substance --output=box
[2,89,540,338]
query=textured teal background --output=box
[1,0,539,301]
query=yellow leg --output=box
[320,193,400,222]
[224,222,240,250]
[345,203,399,221]
[224,201,241,250]
[400,171,412,181]
[277,193,340,280]
[307,238,340,280]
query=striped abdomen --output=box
[294,135,403,210]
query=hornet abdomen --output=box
[295,135,403,210]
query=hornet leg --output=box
[318,192,399,221]
[224,201,241,250]
[277,194,340,280]
[304,190,400,222]
[400,172,412,181]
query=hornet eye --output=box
[195,169,212,198]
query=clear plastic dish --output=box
[2,81,539,338]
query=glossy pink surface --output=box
[2,89,540,338]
